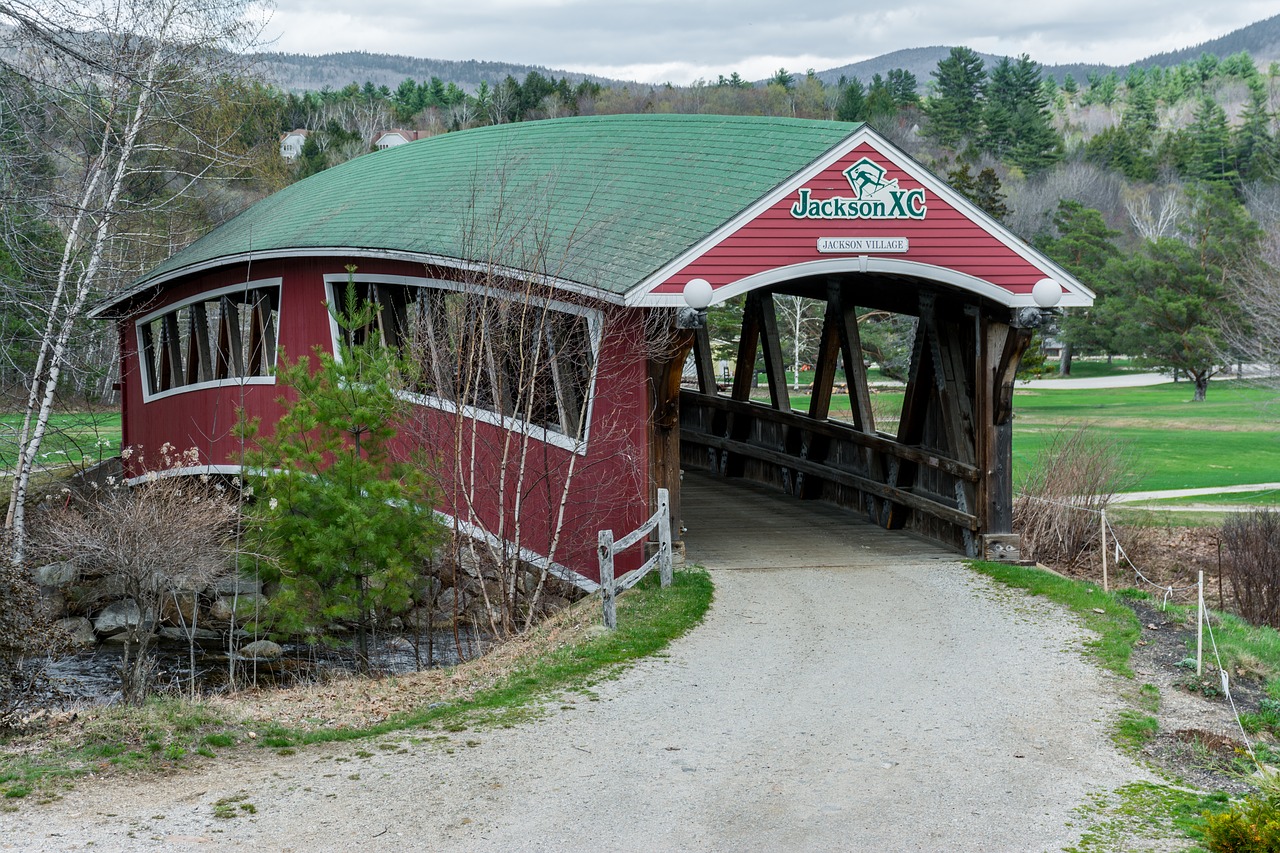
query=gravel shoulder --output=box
[0,478,1159,852]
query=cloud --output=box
[261,0,1277,84]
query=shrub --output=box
[1014,423,1139,565]
[1222,510,1280,629]
[1202,777,1280,852]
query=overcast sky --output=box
[259,1,1277,84]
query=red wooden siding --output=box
[651,141,1051,298]
[117,257,650,582]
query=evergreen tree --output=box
[1235,78,1278,182]
[946,162,1009,221]
[240,276,445,666]
[885,68,919,106]
[836,77,867,123]
[865,73,896,126]
[1186,95,1236,187]
[1035,201,1122,373]
[924,46,986,148]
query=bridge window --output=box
[327,275,599,451]
[137,281,280,401]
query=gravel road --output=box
[1,477,1153,851]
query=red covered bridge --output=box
[92,115,1091,591]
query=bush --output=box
[1202,778,1280,852]
[1222,510,1280,629]
[1014,423,1139,566]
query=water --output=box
[29,628,486,708]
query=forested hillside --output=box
[3,11,1280,416]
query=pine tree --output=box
[1036,201,1122,372]
[1235,78,1278,183]
[1186,95,1236,187]
[924,47,986,148]
[836,77,867,123]
[240,276,445,668]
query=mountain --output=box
[254,50,621,93]
[811,47,1112,88]
[257,14,1280,95]
[814,15,1280,88]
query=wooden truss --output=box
[661,276,1034,559]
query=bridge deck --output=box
[680,468,955,571]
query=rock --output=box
[157,625,222,643]
[212,575,262,597]
[383,616,404,632]
[93,600,146,637]
[403,606,432,631]
[238,639,283,661]
[38,588,67,620]
[34,561,78,587]
[210,593,265,623]
[160,590,199,627]
[435,588,465,617]
[55,617,96,647]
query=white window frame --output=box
[135,278,282,403]
[323,273,603,455]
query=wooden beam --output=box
[189,302,213,383]
[830,282,876,434]
[755,291,790,413]
[693,325,718,395]
[730,294,761,402]
[683,430,979,530]
[683,391,981,482]
[807,298,841,422]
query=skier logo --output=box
[790,155,927,221]
[842,158,894,199]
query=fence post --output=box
[598,530,617,630]
[1197,570,1205,677]
[1100,508,1109,593]
[657,487,673,588]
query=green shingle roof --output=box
[129,114,859,302]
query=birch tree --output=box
[0,0,269,563]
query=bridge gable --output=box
[629,127,1092,309]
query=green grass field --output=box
[1012,382,1280,492]
[0,411,121,470]
[762,379,1280,496]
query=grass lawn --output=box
[0,411,121,470]
[1012,382,1280,492]
[758,379,1280,495]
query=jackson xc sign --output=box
[790,156,928,221]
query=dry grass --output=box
[205,598,602,732]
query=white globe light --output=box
[1032,278,1062,309]
[683,278,714,311]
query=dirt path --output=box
[1,479,1156,852]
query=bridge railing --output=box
[596,487,673,629]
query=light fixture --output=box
[1032,278,1063,309]
[677,278,713,329]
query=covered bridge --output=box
[92,115,1091,590]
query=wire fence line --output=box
[1017,491,1261,767]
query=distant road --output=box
[1019,367,1273,390]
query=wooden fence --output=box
[597,487,673,629]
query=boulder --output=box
[93,600,146,637]
[238,639,283,661]
[55,617,96,647]
[157,625,222,643]
[160,590,199,627]
[34,561,78,587]
[212,575,262,597]
[210,592,265,623]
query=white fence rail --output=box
[597,488,673,629]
